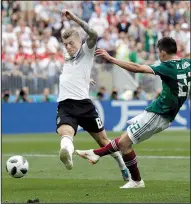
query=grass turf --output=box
[2,130,190,203]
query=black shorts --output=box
[56,99,104,135]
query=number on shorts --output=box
[130,121,140,134]
[96,118,103,129]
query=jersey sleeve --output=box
[148,63,172,78]
[82,40,96,56]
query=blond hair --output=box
[62,29,80,39]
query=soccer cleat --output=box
[121,168,130,181]
[59,148,73,170]
[120,179,145,189]
[75,149,100,164]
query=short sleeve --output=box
[148,63,172,77]
[82,40,96,56]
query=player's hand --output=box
[95,49,112,61]
[61,10,76,21]
[90,78,96,86]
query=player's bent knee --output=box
[57,124,75,137]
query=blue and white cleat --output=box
[121,168,130,181]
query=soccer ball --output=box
[6,155,29,178]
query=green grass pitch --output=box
[2,130,190,203]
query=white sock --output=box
[107,139,126,170]
[60,135,74,154]
[110,151,126,170]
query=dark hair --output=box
[157,37,177,54]
[19,90,26,96]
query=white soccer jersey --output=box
[57,41,96,102]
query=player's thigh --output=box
[79,115,105,142]
[127,111,170,144]
[56,113,78,136]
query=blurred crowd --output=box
[96,85,160,101]
[2,85,159,103]
[2,87,56,103]
[2,1,190,102]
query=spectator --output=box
[116,35,129,61]
[38,88,55,102]
[81,1,94,22]
[19,59,33,76]
[167,8,179,25]
[107,9,118,27]
[97,86,109,100]
[116,2,128,16]
[154,5,168,24]
[14,46,25,65]
[97,92,104,101]
[88,11,109,38]
[15,88,32,103]
[133,90,140,100]
[43,27,59,52]
[128,14,145,43]
[4,38,18,60]
[13,19,31,35]
[2,90,10,103]
[169,23,185,45]
[144,21,162,53]
[40,51,61,93]
[136,86,147,100]
[11,1,21,26]
[117,14,131,33]
[97,31,114,52]
[2,24,17,45]
[181,23,190,57]
[110,88,118,100]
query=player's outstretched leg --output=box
[57,125,75,170]
[76,130,129,181]
[76,132,145,188]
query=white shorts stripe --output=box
[134,114,158,139]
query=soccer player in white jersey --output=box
[56,10,129,181]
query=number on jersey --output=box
[177,72,191,97]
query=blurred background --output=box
[1,0,190,103]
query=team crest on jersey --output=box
[57,117,61,125]
[183,62,190,69]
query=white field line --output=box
[2,153,190,159]
[138,148,189,152]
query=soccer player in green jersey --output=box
[76,37,191,189]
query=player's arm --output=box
[95,49,154,74]
[62,10,98,49]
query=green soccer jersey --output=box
[146,59,191,122]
